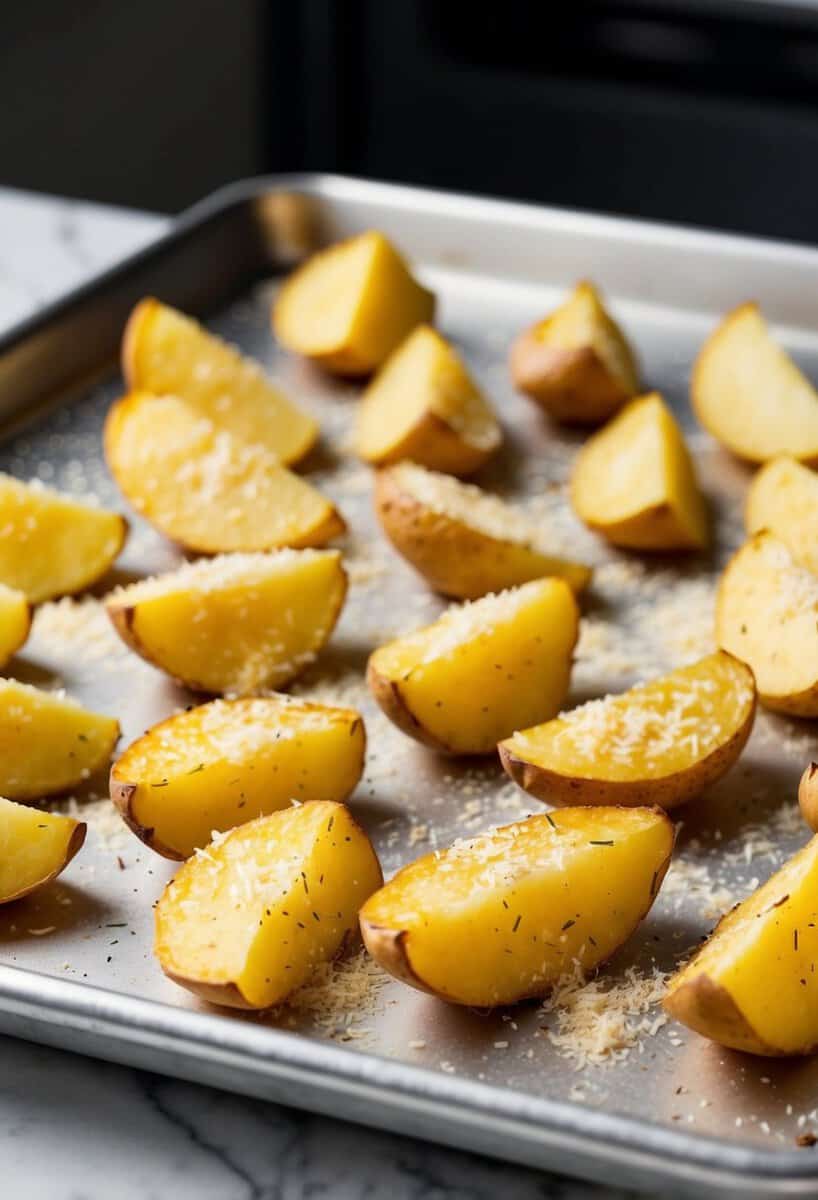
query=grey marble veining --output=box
[0,187,633,1200]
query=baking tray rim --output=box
[0,172,817,1193]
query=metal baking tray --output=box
[1,174,818,1198]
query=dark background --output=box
[4,0,818,241]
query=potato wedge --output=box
[798,762,818,833]
[663,834,818,1055]
[0,473,126,603]
[104,391,344,554]
[510,281,639,424]
[122,298,318,466]
[354,325,501,475]
[0,679,119,800]
[717,531,818,716]
[111,695,366,860]
[692,302,818,464]
[0,796,85,904]
[272,230,435,375]
[155,801,383,1009]
[0,584,31,666]
[361,806,673,1007]
[745,456,818,573]
[374,462,591,599]
[570,392,708,551]
[499,652,755,809]
[367,578,578,755]
[106,549,347,695]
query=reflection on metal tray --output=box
[1,175,818,1198]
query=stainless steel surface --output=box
[1,175,818,1196]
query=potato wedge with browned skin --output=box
[122,298,318,467]
[0,679,119,801]
[745,456,818,572]
[717,531,818,716]
[155,801,383,1009]
[111,695,366,860]
[354,325,501,475]
[499,652,755,810]
[664,834,818,1055]
[798,763,818,833]
[0,796,86,903]
[273,231,435,376]
[374,462,591,599]
[367,578,578,755]
[0,473,127,603]
[106,550,347,696]
[360,806,674,1007]
[570,393,708,551]
[692,302,818,464]
[104,391,344,555]
[510,281,638,424]
[0,584,30,666]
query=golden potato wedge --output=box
[273,230,435,375]
[0,473,126,603]
[717,531,818,716]
[500,652,755,809]
[104,391,344,554]
[0,679,119,800]
[798,762,818,833]
[111,694,366,860]
[122,298,318,466]
[360,806,673,1007]
[664,834,818,1055]
[374,462,591,599]
[570,392,708,551]
[0,796,85,904]
[354,325,501,475]
[0,584,31,666]
[367,578,578,755]
[106,549,347,695]
[692,302,818,464]
[155,801,383,1009]
[510,280,639,424]
[745,456,818,572]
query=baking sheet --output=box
[1,176,818,1197]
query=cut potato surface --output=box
[273,230,435,375]
[510,281,639,424]
[361,807,673,1007]
[570,392,708,551]
[692,303,818,464]
[0,796,85,904]
[105,392,344,554]
[664,834,818,1055]
[717,531,818,716]
[111,694,366,860]
[106,549,347,695]
[500,652,755,809]
[798,763,818,833]
[0,473,126,603]
[745,456,818,573]
[0,584,30,666]
[155,801,383,1009]
[0,680,119,800]
[367,578,578,755]
[354,325,501,475]
[374,462,591,599]
[122,298,317,466]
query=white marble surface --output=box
[0,187,633,1200]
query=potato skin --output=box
[364,409,496,477]
[109,778,182,861]
[662,971,783,1057]
[366,659,456,754]
[510,335,630,425]
[2,821,86,905]
[799,762,818,833]
[374,469,590,599]
[499,687,756,811]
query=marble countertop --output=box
[0,187,633,1200]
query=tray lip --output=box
[1,171,818,1191]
